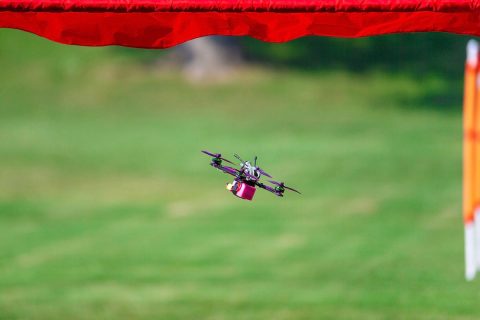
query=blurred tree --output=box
[114,33,474,82]
[174,36,243,81]
[240,33,473,78]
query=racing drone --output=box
[202,150,300,201]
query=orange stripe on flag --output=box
[464,60,477,224]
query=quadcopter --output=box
[202,150,300,201]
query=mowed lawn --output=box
[0,30,477,319]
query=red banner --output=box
[0,0,480,48]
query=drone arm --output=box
[256,182,283,197]
[211,163,238,177]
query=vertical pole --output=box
[464,40,478,281]
[474,68,480,270]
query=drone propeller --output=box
[268,180,301,194]
[257,167,272,178]
[201,150,235,164]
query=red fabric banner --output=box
[0,0,479,48]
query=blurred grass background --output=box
[0,29,478,319]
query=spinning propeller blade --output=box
[268,180,301,194]
[201,150,235,164]
[221,158,235,165]
[253,156,272,177]
[257,168,272,178]
[202,150,218,157]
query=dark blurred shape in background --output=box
[175,37,244,81]
[116,33,470,79]
[113,33,468,108]
[241,33,469,77]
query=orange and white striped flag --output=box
[464,39,479,280]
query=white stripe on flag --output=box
[466,222,476,280]
[475,209,480,270]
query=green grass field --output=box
[0,30,477,319]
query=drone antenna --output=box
[254,156,257,167]
[234,153,244,163]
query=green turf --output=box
[0,30,476,319]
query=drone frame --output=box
[202,150,299,198]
